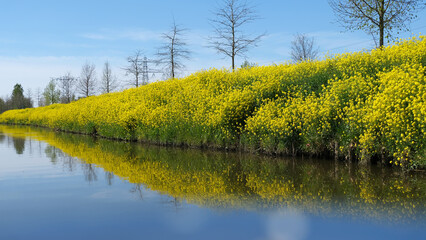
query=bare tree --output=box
[156,20,191,79]
[55,72,76,103]
[78,62,97,98]
[123,50,144,87]
[290,33,319,62]
[35,88,43,107]
[209,0,265,70]
[329,0,425,48]
[26,88,33,107]
[100,61,118,93]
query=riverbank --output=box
[1,37,425,169]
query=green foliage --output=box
[240,60,257,69]
[43,79,61,106]
[12,84,24,100]
[0,98,6,114]
[0,84,33,113]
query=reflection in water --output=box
[0,125,425,224]
[45,145,61,164]
[266,210,309,240]
[130,184,144,200]
[105,171,114,186]
[82,163,98,183]
[0,133,5,143]
[167,196,183,212]
[12,137,25,154]
[62,155,78,172]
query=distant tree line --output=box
[0,84,33,114]
[0,60,121,113]
[37,60,119,107]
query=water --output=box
[0,125,425,240]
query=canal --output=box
[0,125,425,240]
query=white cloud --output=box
[81,33,109,40]
[310,31,375,54]
[81,28,163,42]
[0,38,14,44]
[165,205,207,234]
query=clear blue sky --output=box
[1,0,425,98]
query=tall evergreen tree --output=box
[9,84,32,109]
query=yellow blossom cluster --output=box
[0,36,425,168]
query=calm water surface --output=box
[0,125,425,240]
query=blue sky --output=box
[0,0,425,98]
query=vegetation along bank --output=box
[1,37,425,169]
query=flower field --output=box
[1,37,425,168]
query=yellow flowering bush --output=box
[0,36,425,168]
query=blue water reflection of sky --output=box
[0,133,425,240]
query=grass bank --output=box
[1,37,425,168]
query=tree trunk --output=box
[171,39,175,79]
[334,141,339,161]
[232,21,235,71]
[232,55,235,71]
[379,0,385,47]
